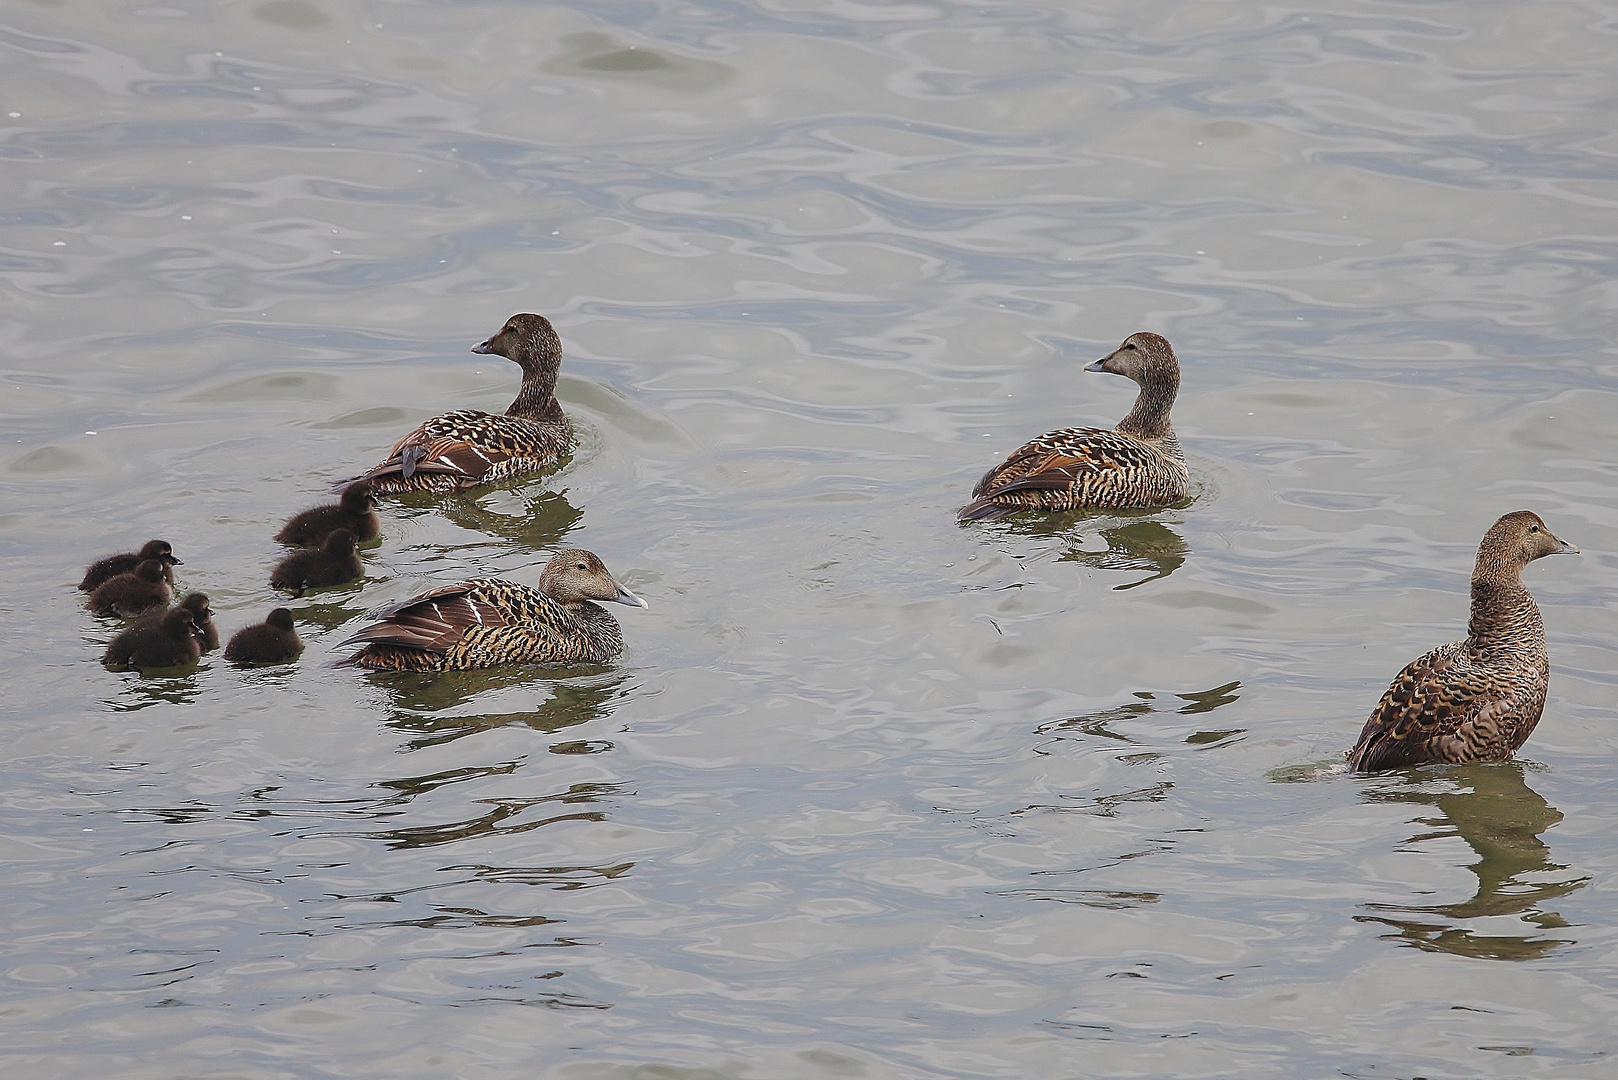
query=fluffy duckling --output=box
[102,606,201,670]
[275,482,381,547]
[87,559,174,617]
[345,313,575,495]
[1348,511,1578,772]
[958,332,1189,521]
[338,548,646,671]
[79,539,180,592]
[180,592,219,651]
[224,608,303,664]
[270,528,363,597]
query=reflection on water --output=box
[1033,680,1244,759]
[1356,764,1586,961]
[420,486,582,550]
[1058,519,1190,590]
[368,780,624,851]
[375,670,632,750]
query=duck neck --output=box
[1115,377,1177,442]
[507,363,562,421]
[1466,571,1543,660]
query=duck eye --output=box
[1529,524,1539,532]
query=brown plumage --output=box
[270,528,364,596]
[275,482,380,547]
[102,606,201,670]
[87,559,175,617]
[1348,511,1578,772]
[958,332,1189,522]
[224,608,303,664]
[344,314,575,495]
[338,548,647,671]
[180,593,219,651]
[79,539,180,592]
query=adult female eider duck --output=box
[338,548,647,671]
[957,332,1189,522]
[224,608,303,665]
[102,606,201,670]
[1347,511,1578,772]
[180,592,219,651]
[88,559,175,617]
[271,528,364,596]
[345,313,575,495]
[275,482,380,547]
[80,540,181,592]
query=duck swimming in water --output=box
[87,559,175,617]
[179,592,219,651]
[79,540,180,592]
[338,548,646,671]
[345,314,575,495]
[958,332,1189,522]
[275,482,380,548]
[224,608,304,665]
[102,606,201,670]
[1348,511,1578,772]
[270,528,364,597]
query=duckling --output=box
[275,482,381,547]
[102,606,201,670]
[179,592,220,651]
[958,332,1189,521]
[87,559,174,617]
[345,313,575,495]
[270,528,363,597]
[338,548,646,671]
[79,539,181,592]
[224,608,303,664]
[1348,511,1578,772]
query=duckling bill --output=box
[1347,511,1578,772]
[338,548,646,671]
[958,332,1189,521]
[343,314,575,495]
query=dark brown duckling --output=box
[179,592,219,651]
[224,608,303,664]
[87,559,175,617]
[958,332,1190,521]
[338,548,646,671]
[79,539,181,592]
[275,482,381,547]
[1348,511,1578,772]
[343,313,575,495]
[270,528,364,597]
[102,606,201,670]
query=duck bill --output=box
[1555,539,1580,555]
[1084,356,1110,372]
[612,581,650,609]
[471,337,495,354]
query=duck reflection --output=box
[1355,763,1585,960]
[1034,680,1243,758]
[1057,518,1188,589]
[376,670,633,751]
[400,485,582,550]
[103,670,205,711]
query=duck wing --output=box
[972,427,1160,499]
[1347,645,1532,770]
[339,579,515,655]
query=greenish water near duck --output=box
[3,2,1616,1077]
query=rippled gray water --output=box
[4,2,1617,1077]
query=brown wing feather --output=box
[1347,644,1520,771]
[339,581,510,655]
